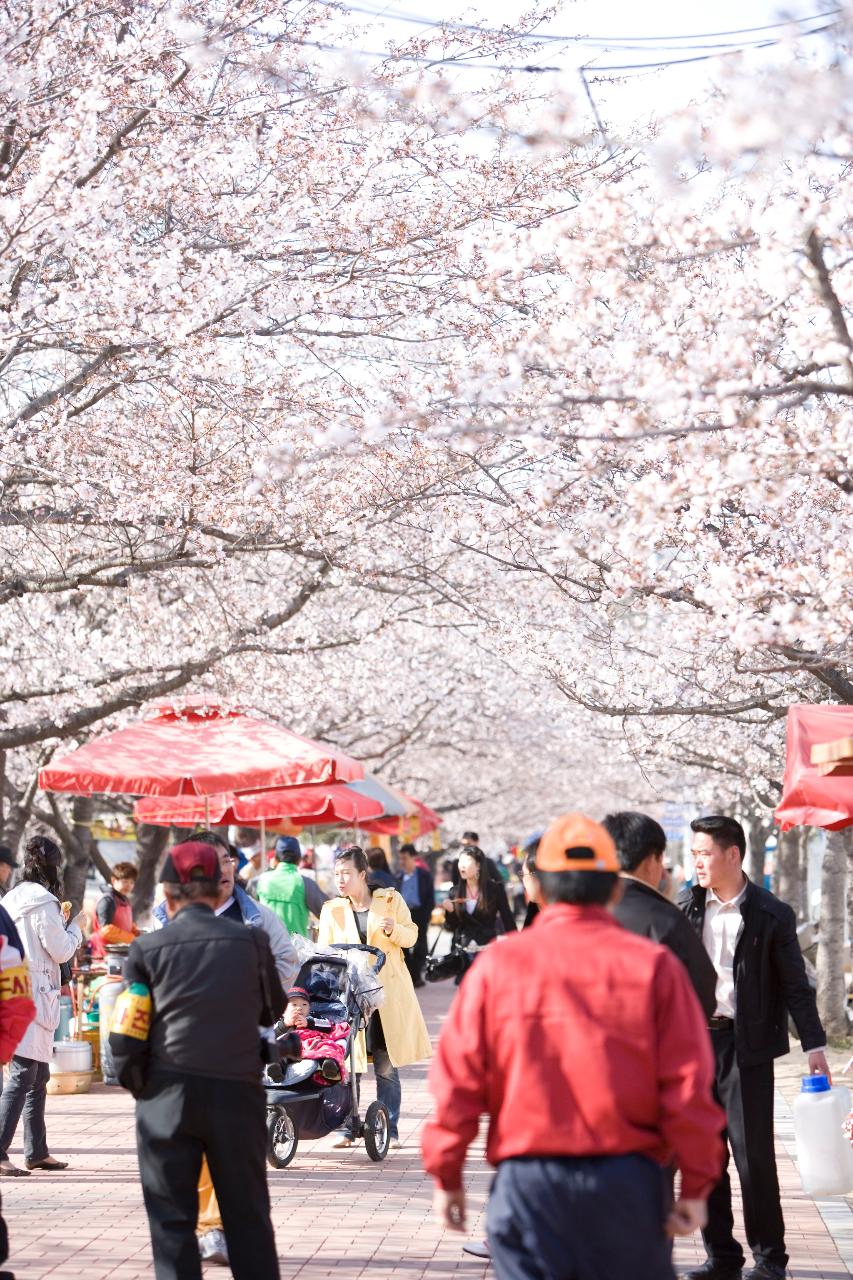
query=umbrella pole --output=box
[260,817,266,862]
[204,795,210,828]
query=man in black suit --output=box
[396,844,435,987]
[680,815,827,1280]
[603,812,716,1019]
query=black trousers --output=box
[487,1154,674,1280]
[136,1072,279,1280]
[404,908,431,983]
[703,1026,786,1270]
[0,1188,7,1266]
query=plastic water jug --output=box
[53,994,73,1042]
[793,1074,853,1197]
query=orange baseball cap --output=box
[536,813,620,873]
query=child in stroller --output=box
[279,985,348,1085]
[263,944,390,1168]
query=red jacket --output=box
[0,933,36,1064]
[421,903,724,1198]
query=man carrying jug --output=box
[680,815,828,1280]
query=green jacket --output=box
[256,863,310,937]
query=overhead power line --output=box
[290,13,841,76]
[330,3,841,48]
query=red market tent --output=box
[133,783,383,829]
[39,697,364,799]
[774,704,853,832]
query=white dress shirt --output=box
[703,879,748,1018]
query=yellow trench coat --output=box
[317,890,432,1072]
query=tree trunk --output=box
[743,808,772,886]
[133,824,171,922]
[1,761,44,857]
[816,829,848,1039]
[60,796,99,914]
[776,829,803,920]
[799,830,812,921]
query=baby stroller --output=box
[264,943,389,1169]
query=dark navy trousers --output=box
[486,1154,675,1280]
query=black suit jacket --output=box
[612,877,717,1020]
[678,879,825,1066]
[112,903,284,1089]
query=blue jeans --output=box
[487,1154,674,1280]
[343,1048,401,1140]
[372,1045,401,1138]
[0,1056,50,1164]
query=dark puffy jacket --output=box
[112,902,284,1088]
[612,878,717,1020]
[678,879,824,1066]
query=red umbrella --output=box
[775,705,853,831]
[133,783,383,828]
[360,792,442,837]
[39,697,364,799]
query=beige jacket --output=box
[318,889,432,1071]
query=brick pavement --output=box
[2,982,851,1278]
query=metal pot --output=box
[104,944,130,977]
[52,1039,92,1073]
[98,977,124,1085]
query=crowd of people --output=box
[0,807,831,1280]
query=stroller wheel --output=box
[266,1107,298,1169]
[364,1100,390,1162]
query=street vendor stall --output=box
[38,695,367,1088]
[775,705,853,831]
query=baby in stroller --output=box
[278,985,349,1086]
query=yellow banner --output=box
[111,985,152,1041]
[0,964,32,1001]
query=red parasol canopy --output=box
[775,704,853,832]
[360,792,442,838]
[133,783,383,828]
[39,697,364,798]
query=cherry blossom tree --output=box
[1,0,851,935]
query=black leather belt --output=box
[708,1016,734,1030]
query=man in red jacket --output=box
[422,812,725,1280]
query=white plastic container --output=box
[793,1074,853,1197]
[52,1039,92,1073]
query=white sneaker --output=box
[199,1229,229,1266]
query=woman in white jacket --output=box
[0,837,84,1176]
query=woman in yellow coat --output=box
[318,845,432,1146]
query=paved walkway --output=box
[3,982,851,1278]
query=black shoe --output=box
[462,1241,490,1260]
[744,1265,786,1280]
[320,1058,342,1082]
[682,1264,743,1280]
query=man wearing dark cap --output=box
[110,840,285,1280]
[422,812,725,1280]
[0,850,17,898]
